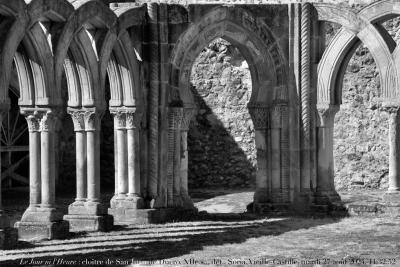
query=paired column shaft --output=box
[387,107,400,191]
[110,108,143,203]
[27,115,41,208]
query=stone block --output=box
[15,221,69,241]
[109,208,197,225]
[0,227,18,249]
[63,215,113,232]
[382,191,400,205]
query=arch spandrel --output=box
[115,4,146,32]
[314,3,368,33]
[54,0,117,109]
[358,0,396,23]
[171,6,288,108]
[27,0,74,24]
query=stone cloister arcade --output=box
[0,0,399,247]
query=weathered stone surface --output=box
[15,221,69,241]
[63,215,113,232]
[188,38,256,189]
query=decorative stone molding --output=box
[248,103,269,130]
[125,109,141,130]
[270,104,285,129]
[84,108,104,132]
[168,107,184,130]
[68,109,86,132]
[21,109,59,133]
[110,108,126,130]
[181,108,196,131]
[39,111,57,132]
[381,105,400,116]
[23,111,41,133]
[316,104,340,128]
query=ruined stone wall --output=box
[188,39,256,189]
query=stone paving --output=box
[0,189,398,266]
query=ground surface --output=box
[0,189,399,267]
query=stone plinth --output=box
[15,208,68,241]
[382,192,400,216]
[15,221,68,241]
[63,202,113,232]
[108,195,146,225]
[108,208,197,225]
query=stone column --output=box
[126,110,144,206]
[24,111,41,210]
[0,108,17,248]
[383,106,400,205]
[68,109,87,209]
[17,108,68,241]
[248,104,270,204]
[315,104,341,203]
[84,109,103,206]
[180,108,196,209]
[167,107,183,208]
[111,109,128,199]
[270,105,282,203]
[64,107,112,232]
[39,111,57,208]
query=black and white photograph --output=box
[0,0,399,266]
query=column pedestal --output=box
[16,109,68,241]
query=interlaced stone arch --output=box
[315,3,399,106]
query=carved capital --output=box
[181,108,196,131]
[317,104,339,128]
[168,107,183,130]
[110,108,126,130]
[270,104,284,129]
[22,111,41,132]
[39,110,58,132]
[68,108,86,132]
[248,103,269,130]
[84,108,103,132]
[125,110,141,130]
[381,105,400,116]
[21,108,59,132]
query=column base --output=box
[63,214,113,232]
[314,190,342,205]
[252,202,291,215]
[253,188,270,204]
[181,194,195,209]
[110,195,145,209]
[382,191,400,216]
[108,207,197,225]
[291,191,315,214]
[20,206,64,222]
[67,201,107,215]
[15,221,69,241]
